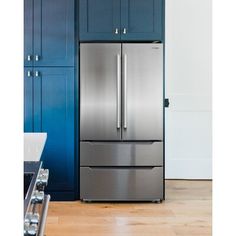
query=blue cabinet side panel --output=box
[121,0,163,41]
[36,68,75,192]
[24,0,33,66]
[24,68,34,132]
[79,0,121,40]
[34,0,75,66]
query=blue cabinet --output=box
[24,68,34,131]
[24,0,75,66]
[24,0,33,66]
[79,0,120,40]
[121,0,164,41]
[24,0,76,200]
[79,0,164,41]
[34,0,75,66]
[24,67,75,195]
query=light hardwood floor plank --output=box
[45,180,212,236]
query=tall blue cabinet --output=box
[24,0,76,200]
[24,0,75,66]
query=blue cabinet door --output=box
[34,0,75,66]
[33,67,75,192]
[24,0,33,66]
[24,68,34,131]
[79,0,121,40]
[121,0,164,41]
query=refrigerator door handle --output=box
[116,54,121,129]
[123,54,127,129]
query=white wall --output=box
[165,0,212,179]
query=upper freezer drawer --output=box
[80,141,163,166]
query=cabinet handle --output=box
[35,71,40,77]
[27,71,32,77]
[115,28,119,34]
[123,28,127,34]
[27,55,32,61]
[35,55,40,61]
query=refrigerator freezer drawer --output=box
[80,142,163,166]
[80,167,163,201]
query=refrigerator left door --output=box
[80,43,122,140]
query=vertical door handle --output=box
[27,71,32,77]
[27,55,32,61]
[35,55,40,61]
[116,54,121,129]
[122,54,127,129]
[123,28,127,34]
[165,98,170,108]
[35,71,40,77]
[115,28,119,34]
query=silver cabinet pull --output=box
[115,28,119,34]
[122,54,127,129]
[35,55,40,61]
[27,71,32,77]
[123,28,127,34]
[116,54,121,129]
[27,55,32,61]
[35,71,40,77]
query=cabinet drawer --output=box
[80,142,163,166]
[80,167,163,201]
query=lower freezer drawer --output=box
[80,167,163,201]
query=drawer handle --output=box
[82,141,156,145]
[88,167,155,170]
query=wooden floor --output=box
[45,180,212,236]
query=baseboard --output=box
[165,178,212,181]
[165,158,212,179]
[45,191,75,201]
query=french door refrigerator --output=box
[80,43,164,201]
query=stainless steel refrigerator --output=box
[80,43,164,202]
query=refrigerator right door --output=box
[122,43,163,141]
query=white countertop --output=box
[24,133,47,161]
